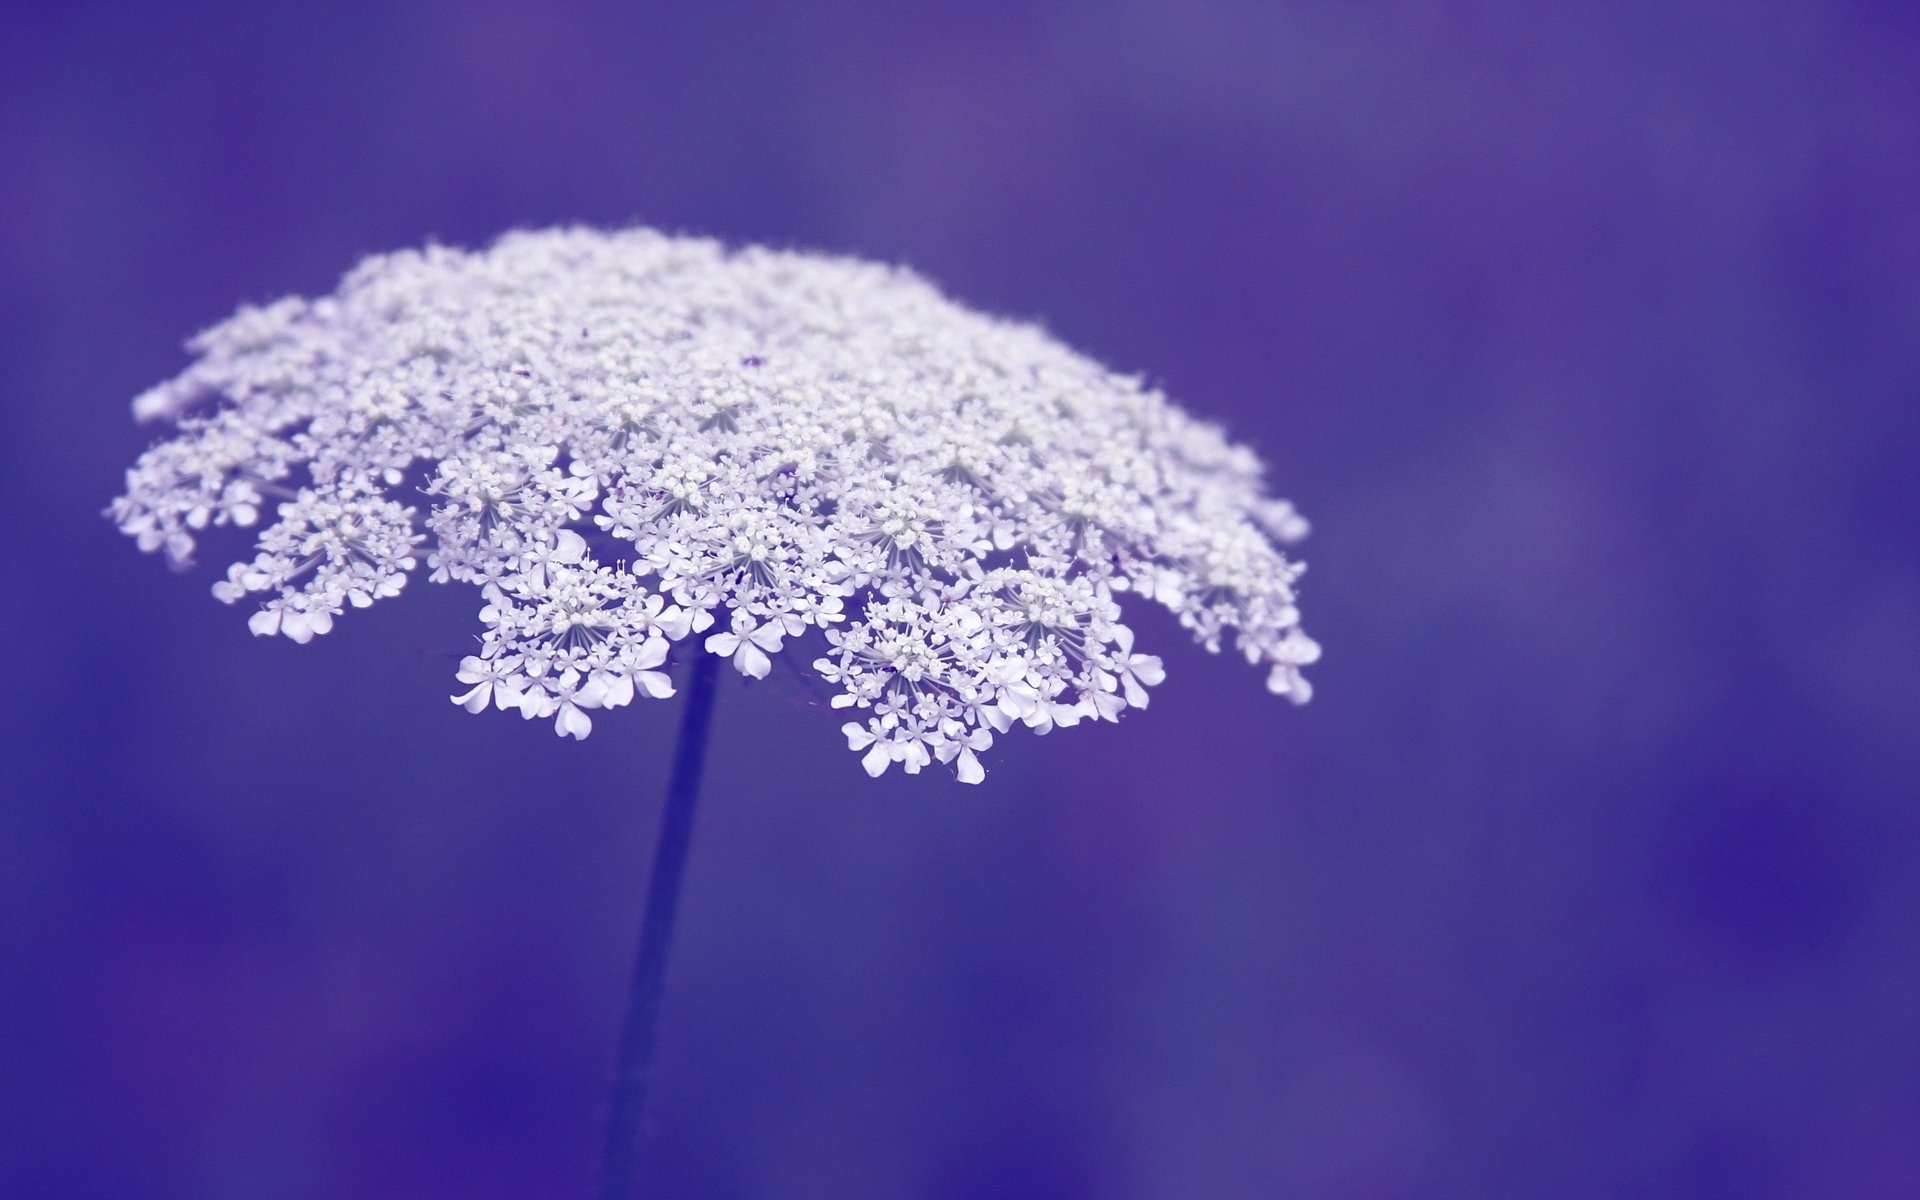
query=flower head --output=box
[110,227,1317,781]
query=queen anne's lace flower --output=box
[111,227,1318,781]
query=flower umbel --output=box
[110,227,1318,781]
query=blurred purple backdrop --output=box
[4,3,1918,1197]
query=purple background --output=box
[4,3,1918,1197]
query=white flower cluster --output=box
[111,227,1318,782]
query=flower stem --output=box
[596,649,721,1200]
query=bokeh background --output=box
[4,3,1918,1197]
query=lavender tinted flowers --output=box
[111,227,1318,781]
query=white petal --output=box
[737,641,772,679]
[627,638,669,671]
[588,674,634,709]
[1277,631,1322,666]
[860,742,892,777]
[955,748,985,785]
[634,670,676,699]
[555,702,593,739]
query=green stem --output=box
[596,649,721,1200]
